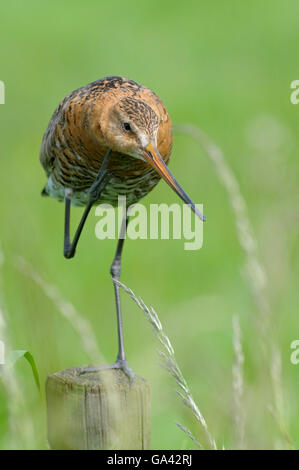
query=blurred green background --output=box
[0,0,298,450]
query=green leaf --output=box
[11,350,40,392]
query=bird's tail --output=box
[41,186,48,196]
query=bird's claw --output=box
[80,359,135,386]
[114,359,135,386]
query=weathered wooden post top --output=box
[46,366,150,450]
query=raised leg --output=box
[64,148,112,259]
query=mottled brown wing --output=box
[40,94,68,177]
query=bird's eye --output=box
[123,122,131,132]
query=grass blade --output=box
[10,350,40,392]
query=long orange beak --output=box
[143,143,206,221]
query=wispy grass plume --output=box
[114,278,217,450]
[0,245,35,449]
[174,123,291,447]
[175,421,202,449]
[269,348,294,450]
[174,124,269,335]
[232,315,245,449]
[14,256,105,365]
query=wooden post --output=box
[46,366,150,450]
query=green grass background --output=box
[0,0,298,449]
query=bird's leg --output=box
[81,213,134,384]
[110,214,134,381]
[63,148,113,259]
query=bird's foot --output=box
[80,359,135,386]
[64,244,75,259]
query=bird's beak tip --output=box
[143,143,206,222]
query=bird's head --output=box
[99,96,205,221]
[100,97,159,159]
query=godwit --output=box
[40,76,204,381]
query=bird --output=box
[40,76,205,382]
